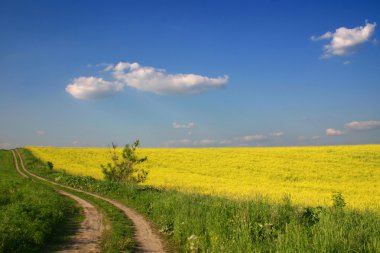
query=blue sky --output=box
[1,0,379,148]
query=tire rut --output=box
[12,150,104,253]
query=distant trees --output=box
[101,140,148,183]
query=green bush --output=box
[101,140,148,183]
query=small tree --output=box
[101,140,148,183]
[332,192,346,209]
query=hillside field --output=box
[27,145,380,211]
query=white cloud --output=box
[238,134,268,142]
[270,132,284,137]
[345,120,380,131]
[36,130,45,136]
[172,122,195,129]
[311,32,333,41]
[312,21,376,58]
[311,136,321,140]
[343,60,352,65]
[65,76,123,100]
[326,128,344,136]
[72,140,80,146]
[66,62,228,99]
[110,62,228,95]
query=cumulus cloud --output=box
[172,122,195,129]
[326,128,344,136]
[66,77,123,100]
[110,62,228,95]
[312,21,376,58]
[66,61,228,99]
[345,120,380,131]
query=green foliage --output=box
[302,206,323,226]
[19,149,136,253]
[101,140,148,183]
[47,161,54,170]
[0,150,81,253]
[332,192,346,209]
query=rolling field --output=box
[27,145,380,211]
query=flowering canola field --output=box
[26,145,380,210]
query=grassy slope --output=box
[27,145,380,210]
[21,148,380,253]
[0,150,82,253]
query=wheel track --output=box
[12,150,104,253]
[14,149,165,253]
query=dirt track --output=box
[12,150,104,253]
[56,190,104,253]
[13,149,165,253]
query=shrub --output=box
[47,161,54,170]
[332,192,346,209]
[101,140,148,183]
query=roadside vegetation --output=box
[20,148,380,252]
[0,150,82,253]
[12,150,136,253]
[66,190,136,252]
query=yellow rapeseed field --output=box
[26,145,380,211]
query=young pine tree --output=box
[101,140,148,183]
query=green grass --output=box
[57,189,136,252]
[13,149,136,253]
[0,150,82,253]
[20,148,380,253]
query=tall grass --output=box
[0,150,81,253]
[20,148,380,252]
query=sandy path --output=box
[56,190,104,253]
[14,149,166,253]
[12,150,104,253]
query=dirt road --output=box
[12,150,104,253]
[14,149,166,253]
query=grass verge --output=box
[13,149,136,253]
[0,150,82,253]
